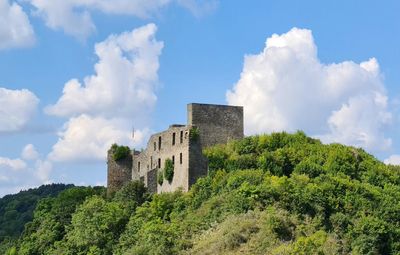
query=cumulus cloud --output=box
[45,23,162,120]
[0,157,27,171]
[0,88,39,132]
[48,115,149,162]
[0,154,52,196]
[384,155,400,165]
[46,24,162,162]
[35,159,52,183]
[0,156,27,196]
[227,27,392,151]
[28,0,217,39]
[0,0,35,49]
[21,144,40,160]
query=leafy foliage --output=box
[157,170,164,186]
[0,183,73,253]
[163,158,174,183]
[4,132,400,254]
[61,196,129,255]
[113,181,149,211]
[17,186,105,255]
[189,127,200,142]
[111,144,131,161]
[113,181,147,204]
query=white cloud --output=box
[46,24,161,162]
[0,153,54,196]
[0,87,39,132]
[28,0,217,39]
[384,155,400,165]
[227,27,392,152]
[45,23,162,120]
[29,0,95,40]
[323,93,392,150]
[177,0,218,17]
[21,144,40,160]
[0,157,27,171]
[48,114,148,162]
[35,159,52,182]
[0,0,35,49]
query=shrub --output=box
[226,154,258,172]
[111,144,131,161]
[203,145,228,173]
[113,181,148,209]
[293,158,324,178]
[164,159,174,183]
[5,247,17,255]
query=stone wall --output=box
[147,169,158,193]
[132,125,191,193]
[107,150,132,196]
[187,103,244,148]
[188,138,208,187]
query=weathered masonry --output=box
[107,103,244,194]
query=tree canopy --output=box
[2,131,400,254]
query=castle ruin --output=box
[107,103,244,194]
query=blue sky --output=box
[0,0,399,196]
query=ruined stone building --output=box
[107,103,244,194]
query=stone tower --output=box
[187,103,244,148]
[106,149,133,196]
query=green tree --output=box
[63,196,128,255]
[113,181,149,211]
[18,186,103,255]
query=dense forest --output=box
[0,184,74,253]
[1,131,400,254]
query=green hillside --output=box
[4,132,400,254]
[0,184,75,252]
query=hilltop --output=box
[2,131,400,254]
[0,184,74,253]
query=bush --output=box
[294,158,324,178]
[111,144,131,161]
[203,145,228,173]
[113,181,148,210]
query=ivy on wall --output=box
[189,127,200,142]
[163,159,174,183]
[158,158,174,186]
[157,170,164,186]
